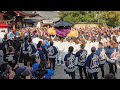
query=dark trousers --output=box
[78,66,87,79]
[67,71,75,79]
[23,54,30,66]
[108,63,117,75]
[114,63,117,73]
[88,72,98,79]
[49,58,56,70]
[100,64,104,78]
[19,52,24,63]
[8,61,17,68]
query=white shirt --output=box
[63,41,70,53]
[74,44,80,54]
[117,36,120,43]
[32,37,43,48]
[101,38,107,47]
[54,41,58,49]
[85,41,91,56]
[90,42,99,50]
[58,42,64,52]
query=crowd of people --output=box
[0,26,120,79]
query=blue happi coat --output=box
[35,48,45,61]
[95,48,106,65]
[86,53,100,73]
[22,41,29,54]
[105,48,119,63]
[75,49,87,66]
[64,53,76,72]
[28,43,37,55]
[47,46,58,59]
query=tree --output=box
[59,11,120,27]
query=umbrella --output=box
[54,20,73,27]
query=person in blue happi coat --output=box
[22,37,30,66]
[105,42,118,75]
[86,47,100,79]
[95,42,107,78]
[47,41,58,70]
[75,44,88,79]
[64,46,76,79]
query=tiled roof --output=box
[36,11,59,19]
[13,11,39,17]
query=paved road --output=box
[52,58,120,79]
[19,58,120,79]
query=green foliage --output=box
[59,11,120,27]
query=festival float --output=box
[47,20,79,38]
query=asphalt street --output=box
[52,57,120,79]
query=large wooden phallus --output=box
[67,29,78,38]
[47,28,56,35]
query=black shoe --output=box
[85,76,88,79]
[57,60,59,63]
[61,61,63,64]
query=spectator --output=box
[64,46,76,79]
[47,41,58,70]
